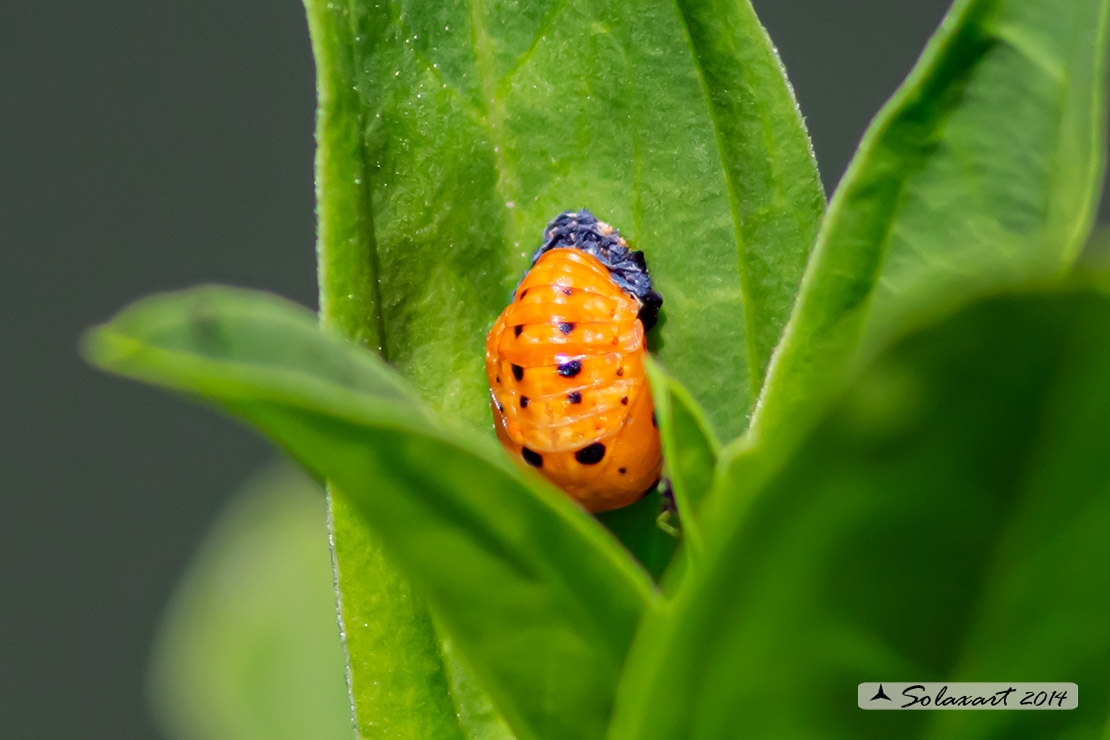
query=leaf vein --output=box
[498,0,571,88]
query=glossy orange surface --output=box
[485,248,662,512]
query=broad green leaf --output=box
[304,0,823,439]
[305,1,823,733]
[610,287,1110,740]
[148,463,351,740]
[644,358,719,564]
[83,286,658,740]
[750,0,1110,449]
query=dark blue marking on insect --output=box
[512,364,524,381]
[533,209,663,331]
[557,360,581,378]
[575,442,606,465]
[567,391,582,404]
[558,322,575,334]
[522,447,543,467]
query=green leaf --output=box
[303,0,823,439]
[148,463,351,740]
[304,0,824,731]
[83,286,658,740]
[610,287,1110,740]
[750,0,1110,449]
[644,358,719,563]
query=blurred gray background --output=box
[3,1,1106,738]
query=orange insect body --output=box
[485,211,662,513]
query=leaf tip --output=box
[79,324,141,376]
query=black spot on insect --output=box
[520,288,529,299]
[557,360,582,378]
[621,396,628,405]
[561,287,573,296]
[616,367,624,377]
[618,467,627,475]
[567,391,582,404]
[495,375,501,384]
[512,364,524,381]
[494,399,504,413]
[651,411,658,427]
[575,442,606,465]
[558,322,575,334]
[520,396,530,408]
[522,447,543,467]
[514,325,523,337]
